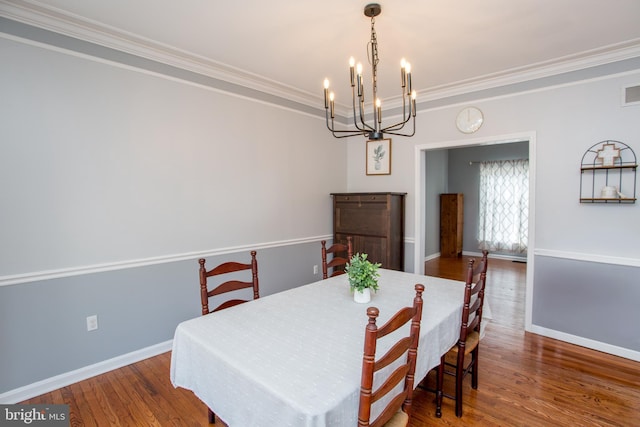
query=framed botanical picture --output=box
[366,139,391,175]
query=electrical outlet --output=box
[86,315,98,331]
[313,265,318,275]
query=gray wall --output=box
[424,150,448,256]
[0,243,323,393]
[533,256,640,352]
[0,20,345,396]
[0,33,340,275]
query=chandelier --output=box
[323,3,416,141]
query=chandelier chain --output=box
[369,16,379,100]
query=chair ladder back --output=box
[466,274,486,329]
[372,363,410,400]
[199,251,259,315]
[358,284,424,427]
[207,261,251,276]
[457,259,476,342]
[371,394,407,427]
[321,236,353,279]
[467,252,488,334]
[374,336,412,372]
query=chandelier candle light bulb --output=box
[411,90,417,116]
[323,78,330,108]
[357,62,363,97]
[322,3,417,140]
[349,57,355,86]
[329,92,335,118]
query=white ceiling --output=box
[3,0,640,110]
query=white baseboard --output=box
[0,340,173,404]
[424,252,441,262]
[463,250,527,261]
[424,251,527,263]
[528,325,640,362]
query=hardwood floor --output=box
[424,254,526,330]
[412,322,640,426]
[21,256,640,426]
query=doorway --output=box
[413,132,536,331]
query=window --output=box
[477,159,529,254]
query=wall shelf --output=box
[580,140,637,204]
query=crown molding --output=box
[329,38,640,119]
[416,38,640,104]
[3,0,640,116]
[0,0,319,107]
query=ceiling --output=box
[3,0,640,112]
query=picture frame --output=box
[366,139,392,175]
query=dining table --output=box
[170,268,468,427]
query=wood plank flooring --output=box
[424,255,526,330]
[21,256,640,426]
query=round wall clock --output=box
[456,106,484,134]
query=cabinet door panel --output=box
[338,233,387,267]
[335,204,388,236]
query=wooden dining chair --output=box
[198,250,259,423]
[435,250,488,418]
[321,236,353,279]
[358,283,425,427]
[199,250,259,315]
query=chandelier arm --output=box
[381,113,412,133]
[326,108,370,138]
[356,103,376,132]
[325,111,334,132]
[332,130,368,138]
[351,87,372,132]
[383,128,415,138]
[330,128,370,138]
[354,81,376,132]
[382,117,416,137]
[380,95,411,132]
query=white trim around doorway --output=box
[413,131,537,331]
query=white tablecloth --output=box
[170,269,465,427]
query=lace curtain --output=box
[477,159,529,254]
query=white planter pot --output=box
[353,288,371,303]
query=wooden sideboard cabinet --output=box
[331,192,406,271]
[440,193,463,257]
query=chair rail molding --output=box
[0,235,333,287]
[534,248,640,267]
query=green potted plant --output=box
[344,253,381,303]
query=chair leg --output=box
[455,351,465,418]
[435,356,444,418]
[207,407,215,424]
[471,346,479,389]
